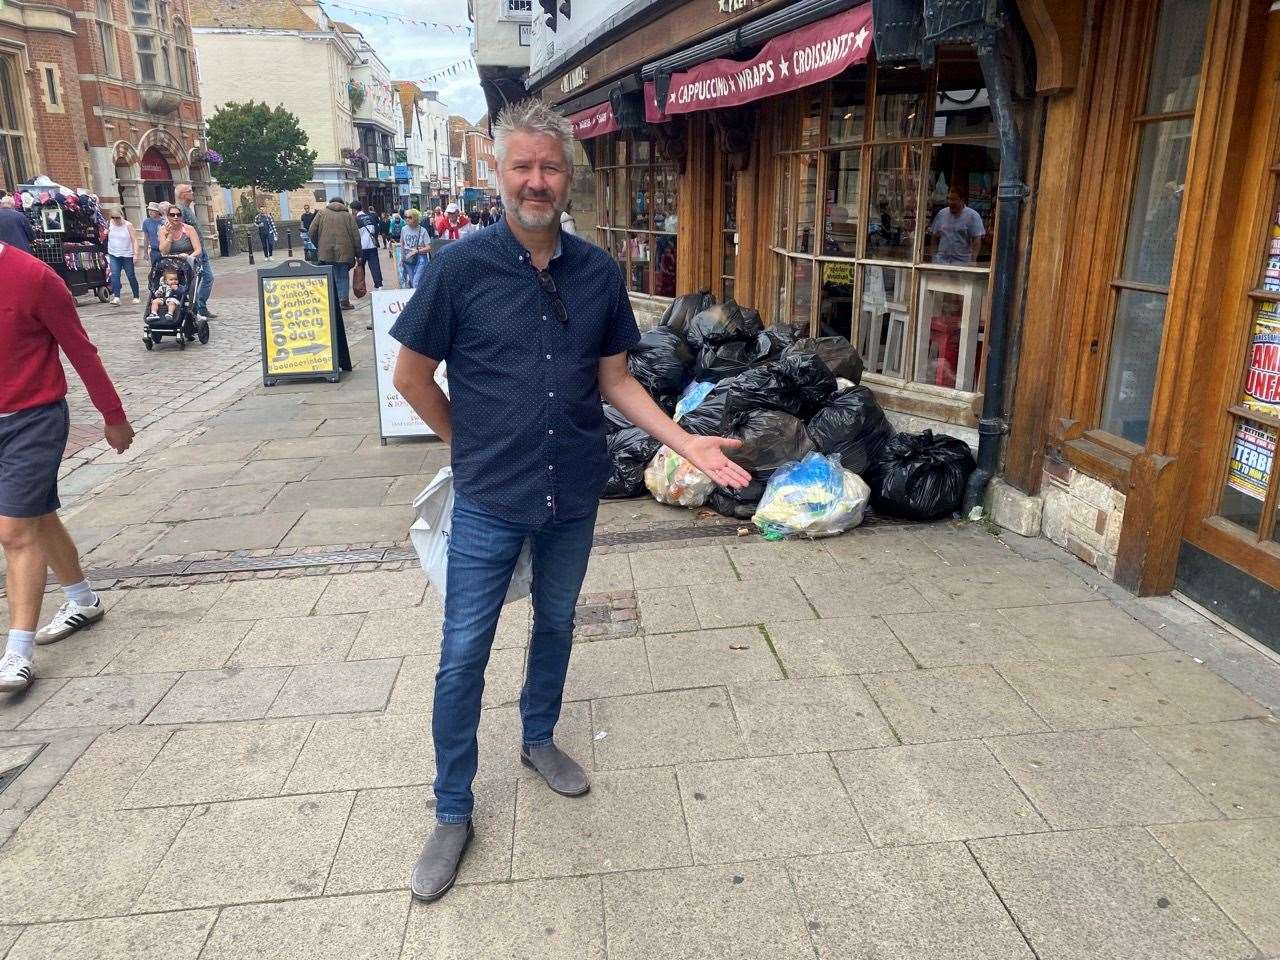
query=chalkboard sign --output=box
[257,259,343,386]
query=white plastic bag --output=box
[410,466,533,605]
[752,452,870,540]
[644,445,715,507]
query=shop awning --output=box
[652,4,872,116]
[567,101,619,140]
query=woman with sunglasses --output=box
[157,205,202,264]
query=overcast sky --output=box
[322,0,488,123]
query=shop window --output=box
[596,132,678,297]
[718,154,738,301]
[1097,0,1210,445]
[867,143,919,262]
[860,265,910,377]
[97,0,121,77]
[0,54,30,194]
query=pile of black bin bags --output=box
[602,291,977,522]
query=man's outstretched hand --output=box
[105,421,135,454]
[681,435,752,490]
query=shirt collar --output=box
[497,216,564,267]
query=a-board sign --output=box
[371,288,448,440]
[257,259,342,386]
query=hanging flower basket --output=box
[197,149,223,165]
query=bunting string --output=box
[413,56,476,85]
[321,0,473,34]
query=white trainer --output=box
[36,598,105,645]
[110,296,120,306]
[0,652,34,693]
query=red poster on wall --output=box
[140,148,172,181]
[656,5,873,116]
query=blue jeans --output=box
[194,251,213,314]
[360,247,383,288]
[108,254,139,298]
[433,491,598,823]
[401,253,428,289]
[321,261,350,303]
[259,230,274,257]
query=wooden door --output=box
[1176,9,1280,650]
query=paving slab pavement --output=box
[0,256,1277,958]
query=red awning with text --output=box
[657,5,873,116]
[568,102,619,140]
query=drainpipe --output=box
[961,31,1027,515]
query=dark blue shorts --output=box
[0,400,69,518]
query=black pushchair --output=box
[142,256,208,350]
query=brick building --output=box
[1,0,211,233]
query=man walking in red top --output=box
[0,241,135,693]
[435,202,471,240]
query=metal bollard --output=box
[287,229,294,259]
[246,232,255,265]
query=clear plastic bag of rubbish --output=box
[410,467,532,604]
[752,452,870,540]
[644,445,715,507]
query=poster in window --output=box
[1243,302,1280,420]
[1226,420,1275,501]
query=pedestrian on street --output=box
[105,204,141,305]
[309,196,361,310]
[390,98,750,903]
[300,203,318,262]
[175,184,216,321]
[352,201,384,290]
[140,202,166,263]
[398,209,430,289]
[0,240,136,693]
[435,203,469,240]
[0,195,34,253]
[157,206,203,267]
[255,203,278,261]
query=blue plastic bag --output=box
[752,453,870,540]
[674,381,716,422]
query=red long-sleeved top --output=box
[0,242,126,425]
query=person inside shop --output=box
[435,202,470,239]
[0,239,136,694]
[0,195,34,254]
[398,209,431,289]
[928,185,986,266]
[255,202,278,261]
[146,264,187,322]
[105,205,141,306]
[389,97,750,905]
[140,202,166,263]
[175,184,215,321]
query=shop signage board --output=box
[1227,420,1275,501]
[257,260,342,386]
[371,289,448,440]
[656,5,873,115]
[568,102,618,140]
[395,163,411,182]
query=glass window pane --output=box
[631,166,651,230]
[790,258,815,334]
[827,74,866,144]
[774,157,791,248]
[859,265,910,377]
[934,53,994,138]
[654,166,677,233]
[631,137,650,163]
[724,278,736,302]
[926,142,999,265]
[723,165,737,231]
[823,149,860,257]
[774,254,789,329]
[722,232,736,277]
[96,0,112,18]
[99,23,119,76]
[915,273,986,391]
[819,261,855,341]
[794,152,819,254]
[1145,0,1210,115]
[868,143,920,262]
[1101,288,1168,444]
[130,0,150,26]
[655,233,678,298]
[799,90,823,149]
[610,169,628,228]
[1119,119,1193,286]
[627,233,651,293]
[1218,420,1275,533]
[873,65,927,140]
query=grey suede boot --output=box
[520,742,591,797]
[410,820,474,903]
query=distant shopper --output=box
[140,202,166,262]
[928,185,986,265]
[0,240,135,694]
[175,184,215,320]
[559,200,576,236]
[300,203,317,261]
[0,196,34,253]
[105,205,141,305]
[309,196,361,310]
[352,201,384,290]
[435,202,470,240]
[158,206,203,262]
[398,209,430,288]
[255,204,278,260]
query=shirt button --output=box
[542,315,547,322]
[548,465,554,471]
[547,429,554,435]
[548,392,555,398]
[545,354,551,360]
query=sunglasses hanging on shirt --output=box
[537,270,568,326]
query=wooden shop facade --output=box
[518,0,1280,649]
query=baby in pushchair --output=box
[146,264,187,322]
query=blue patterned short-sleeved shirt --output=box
[390,218,641,525]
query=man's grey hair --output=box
[493,100,575,172]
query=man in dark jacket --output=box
[308,197,361,309]
[0,197,35,253]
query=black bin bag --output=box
[659,290,715,338]
[685,301,762,352]
[628,326,694,398]
[723,354,838,423]
[602,403,633,435]
[781,336,865,384]
[866,430,977,521]
[807,386,894,475]
[707,478,768,519]
[678,382,732,437]
[725,409,816,479]
[602,428,662,499]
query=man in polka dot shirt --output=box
[391,99,750,903]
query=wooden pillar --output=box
[673,114,714,296]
